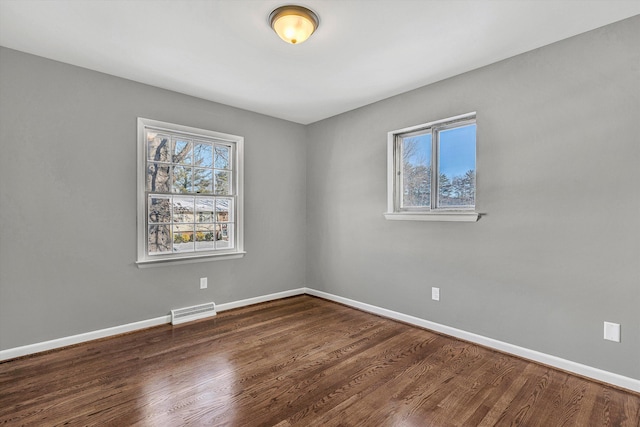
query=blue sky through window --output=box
[439,124,476,177]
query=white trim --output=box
[304,288,640,393]
[216,288,306,312]
[136,251,246,268]
[386,132,395,214]
[0,288,305,362]
[0,315,170,361]
[384,212,479,222]
[2,287,637,393]
[389,112,477,136]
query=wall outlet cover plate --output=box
[604,321,620,342]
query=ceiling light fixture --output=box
[269,5,319,45]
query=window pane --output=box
[194,142,213,167]
[214,145,230,169]
[214,170,230,195]
[215,224,233,249]
[147,163,171,192]
[173,224,194,253]
[216,198,232,222]
[173,138,192,164]
[195,224,215,251]
[402,133,432,208]
[173,165,192,193]
[147,133,171,162]
[148,224,171,254]
[173,196,194,223]
[196,197,214,223]
[438,124,476,208]
[148,196,171,223]
[193,168,213,194]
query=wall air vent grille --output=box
[171,302,216,325]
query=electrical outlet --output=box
[604,321,620,342]
[200,277,208,289]
[432,287,440,301]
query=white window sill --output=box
[383,212,479,222]
[136,251,246,268]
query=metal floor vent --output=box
[171,302,216,325]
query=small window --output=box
[137,118,244,265]
[385,112,478,222]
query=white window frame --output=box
[136,118,245,266]
[384,112,479,222]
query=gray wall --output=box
[306,16,640,379]
[0,47,307,350]
[1,16,638,381]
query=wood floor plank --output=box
[281,331,444,426]
[1,295,638,426]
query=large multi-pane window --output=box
[386,112,478,222]
[137,118,244,265]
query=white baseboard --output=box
[0,315,171,361]
[216,288,306,312]
[2,286,638,393]
[0,288,306,362]
[304,288,640,393]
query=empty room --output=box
[0,1,639,425]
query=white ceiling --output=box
[1,1,639,124]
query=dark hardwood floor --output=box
[1,295,638,426]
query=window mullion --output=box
[431,127,439,210]
[395,136,403,211]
